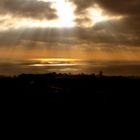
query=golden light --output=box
[31,58,79,63]
[29,58,80,67]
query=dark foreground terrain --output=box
[0,73,140,104]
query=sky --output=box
[0,0,140,61]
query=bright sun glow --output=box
[54,0,75,27]
[89,8,109,23]
[0,0,123,30]
[23,1,121,28]
[0,0,76,30]
[88,5,122,26]
[34,0,76,28]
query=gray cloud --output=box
[0,0,140,49]
[0,0,57,20]
[0,24,140,48]
[69,0,95,14]
[68,0,140,46]
[95,0,140,16]
[70,1,140,23]
[70,0,140,16]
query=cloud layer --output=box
[0,0,57,20]
[0,0,140,53]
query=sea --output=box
[0,58,140,76]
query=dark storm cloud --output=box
[0,0,57,20]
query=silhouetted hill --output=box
[0,73,140,104]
